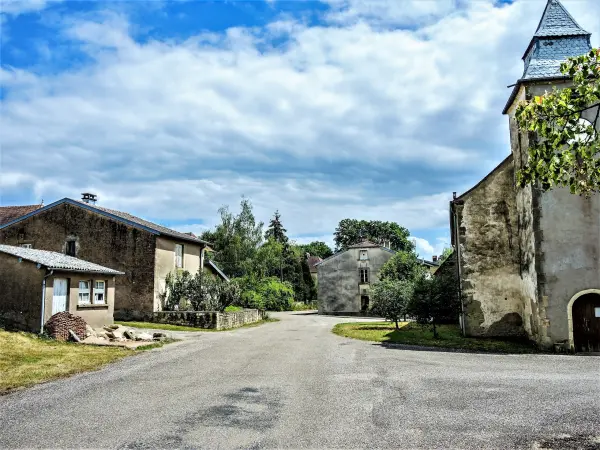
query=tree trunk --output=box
[395,319,399,331]
[432,322,438,339]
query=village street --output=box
[1,312,599,450]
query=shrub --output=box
[369,279,413,330]
[237,277,294,311]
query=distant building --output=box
[317,240,394,315]
[0,203,43,226]
[306,255,323,282]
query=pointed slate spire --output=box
[521,0,592,80]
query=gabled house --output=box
[317,240,395,315]
[0,194,211,320]
[0,244,123,332]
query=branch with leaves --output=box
[516,48,600,196]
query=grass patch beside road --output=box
[332,322,539,353]
[116,317,280,332]
[0,330,129,394]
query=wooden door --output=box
[52,279,68,315]
[573,293,600,352]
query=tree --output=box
[516,48,600,196]
[407,272,461,339]
[379,250,426,282]
[201,198,264,278]
[333,219,413,252]
[265,210,288,243]
[370,279,413,330]
[439,247,453,263]
[299,241,333,259]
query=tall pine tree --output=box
[265,210,288,243]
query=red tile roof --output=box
[0,204,43,226]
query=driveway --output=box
[0,312,598,449]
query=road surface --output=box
[1,312,599,449]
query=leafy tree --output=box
[238,277,295,311]
[333,219,413,252]
[370,279,413,330]
[201,198,264,278]
[379,250,426,282]
[264,210,288,243]
[299,241,334,259]
[406,272,461,339]
[439,247,454,263]
[516,48,600,196]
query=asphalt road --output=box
[1,312,599,450]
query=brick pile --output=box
[45,312,87,341]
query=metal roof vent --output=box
[81,193,97,205]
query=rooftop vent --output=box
[81,193,97,205]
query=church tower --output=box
[503,0,599,351]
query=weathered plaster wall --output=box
[0,203,157,318]
[0,253,44,332]
[317,247,393,315]
[153,236,202,311]
[457,157,527,337]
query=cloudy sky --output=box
[1,0,599,257]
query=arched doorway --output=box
[568,290,600,352]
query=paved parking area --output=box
[0,312,598,449]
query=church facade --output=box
[450,0,600,352]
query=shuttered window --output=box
[175,244,184,268]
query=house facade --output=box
[451,0,600,351]
[0,196,210,320]
[0,245,123,332]
[317,240,394,315]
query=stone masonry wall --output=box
[152,309,264,330]
[0,203,157,317]
[456,156,528,338]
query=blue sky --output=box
[1,0,599,257]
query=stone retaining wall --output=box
[152,309,264,330]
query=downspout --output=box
[452,193,466,336]
[40,268,54,334]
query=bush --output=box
[237,277,294,311]
[369,279,413,330]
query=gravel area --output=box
[0,312,598,449]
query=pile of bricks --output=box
[45,312,87,341]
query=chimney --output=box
[432,255,438,263]
[81,193,97,205]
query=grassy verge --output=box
[116,317,280,332]
[0,330,130,394]
[332,322,540,354]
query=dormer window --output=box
[359,250,368,260]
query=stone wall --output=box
[455,155,528,338]
[152,309,264,330]
[0,203,157,317]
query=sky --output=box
[1,0,599,258]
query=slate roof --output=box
[0,204,43,226]
[0,244,124,274]
[0,198,210,246]
[347,240,383,249]
[532,0,589,38]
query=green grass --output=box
[116,317,280,332]
[332,322,540,354]
[0,330,129,394]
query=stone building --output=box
[0,244,123,332]
[0,195,211,320]
[450,0,600,352]
[317,240,394,315]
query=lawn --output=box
[116,317,279,332]
[332,322,540,353]
[0,330,130,394]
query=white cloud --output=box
[0,0,59,16]
[2,0,599,242]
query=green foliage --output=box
[333,219,414,252]
[264,210,288,243]
[239,277,295,311]
[161,270,241,312]
[440,247,453,263]
[515,48,600,196]
[379,250,426,282]
[201,198,264,278]
[406,272,461,338]
[370,279,413,330]
[298,241,333,259]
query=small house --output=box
[0,244,123,332]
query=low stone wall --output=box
[152,309,265,330]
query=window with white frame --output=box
[93,281,106,304]
[79,281,91,305]
[359,250,368,260]
[359,268,369,284]
[175,244,184,268]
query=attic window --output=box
[66,240,76,257]
[359,250,368,260]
